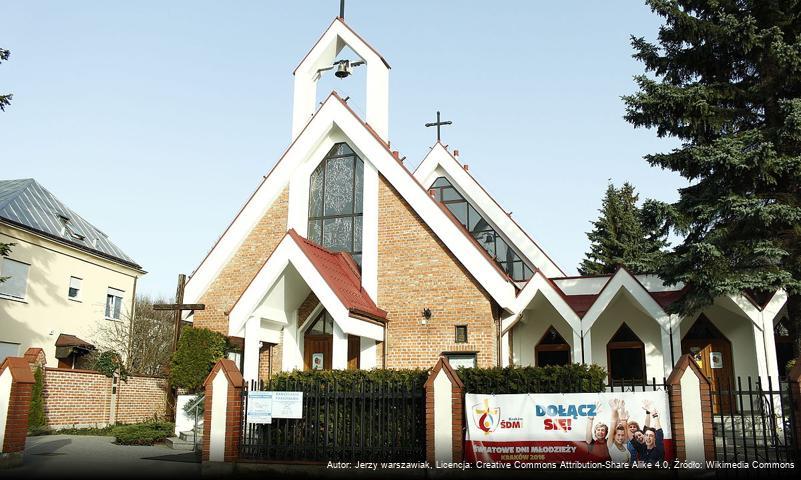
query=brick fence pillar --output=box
[202,359,244,463]
[665,354,714,463]
[425,356,465,465]
[0,357,36,467]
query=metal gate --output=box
[239,377,426,462]
[710,376,798,463]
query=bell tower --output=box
[291,13,390,142]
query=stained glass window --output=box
[429,176,534,281]
[308,143,364,264]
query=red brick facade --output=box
[43,368,167,428]
[194,187,290,335]
[377,176,497,368]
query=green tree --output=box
[623,1,801,352]
[1,48,12,260]
[0,47,10,111]
[29,366,46,429]
[579,182,668,275]
[169,328,229,393]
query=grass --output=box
[32,421,175,446]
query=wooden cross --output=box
[154,273,205,352]
[425,111,452,142]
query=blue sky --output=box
[1,1,683,298]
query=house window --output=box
[455,325,468,343]
[0,258,30,300]
[68,276,82,300]
[105,288,124,320]
[606,323,646,385]
[308,143,364,265]
[535,326,571,366]
[444,352,477,369]
[0,341,20,363]
[429,177,533,281]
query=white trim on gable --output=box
[581,269,670,332]
[228,234,384,342]
[414,143,564,278]
[502,271,581,335]
[185,93,517,311]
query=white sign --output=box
[270,391,303,419]
[710,351,723,369]
[247,391,273,424]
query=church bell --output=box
[335,60,351,78]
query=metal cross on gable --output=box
[339,0,345,19]
[425,111,453,142]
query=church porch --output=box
[227,230,386,381]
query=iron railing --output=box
[240,377,426,463]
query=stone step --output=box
[179,430,201,442]
[166,436,196,451]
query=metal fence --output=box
[239,377,426,463]
[710,376,798,463]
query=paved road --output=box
[0,435,200,479]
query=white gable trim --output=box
[414,143,565,278]
[581,269,670,331]
[228,235,384,342]
[502,271,581,335]
[187,94,516,311]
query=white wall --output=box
[589,292,665,381]
[0,226,142,367]
[511,303,574,367]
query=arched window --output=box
[535,326,571,366]
[606,323,646,385]
[308,143,364,264]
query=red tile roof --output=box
[287,229,387,322]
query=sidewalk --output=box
[0,434,200,479]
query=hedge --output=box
[169,327,229,392]
[457,363,607,394]
[263,368,429,391]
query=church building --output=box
[181,14,790,395]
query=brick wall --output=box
[377,176,497,368]
[194,187,290,335]
[43,368,167,428]
[114,375,169,424]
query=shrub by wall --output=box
[28,365,45,428]
[457,363,607,394]
[263,368,429,390]
[169,327,228,392]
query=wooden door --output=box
[682,336,736,414]
[304,335,332,371]
[347,335,360,370]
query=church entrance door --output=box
[681,315,736,414]
[304,310,334,371]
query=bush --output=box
[28,366,45,428]
[265,368,429,390]
[457,363,607,394]
[111,421,174,446]
[169,327,229,392]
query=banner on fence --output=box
[465,391,673,465]
[247,391,273,424]
[271,391,303,419]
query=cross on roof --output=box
[339,0,345,19]
[425,111,452,142]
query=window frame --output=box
[454,325,468,344]
[0,257,31,301]
[105,287,125,320]
[443,351,477,369]
[68,276,82,301]
[534,325,571,367]
[606,323,646,385]
[307,143,364,264]
[429,176,534,281]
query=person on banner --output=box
[585,401,610,461]
[607,400,632,464]
[638,400,665,465]
[626,420,648,464]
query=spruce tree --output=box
[579,182,667,275]
[624,1,801,352]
